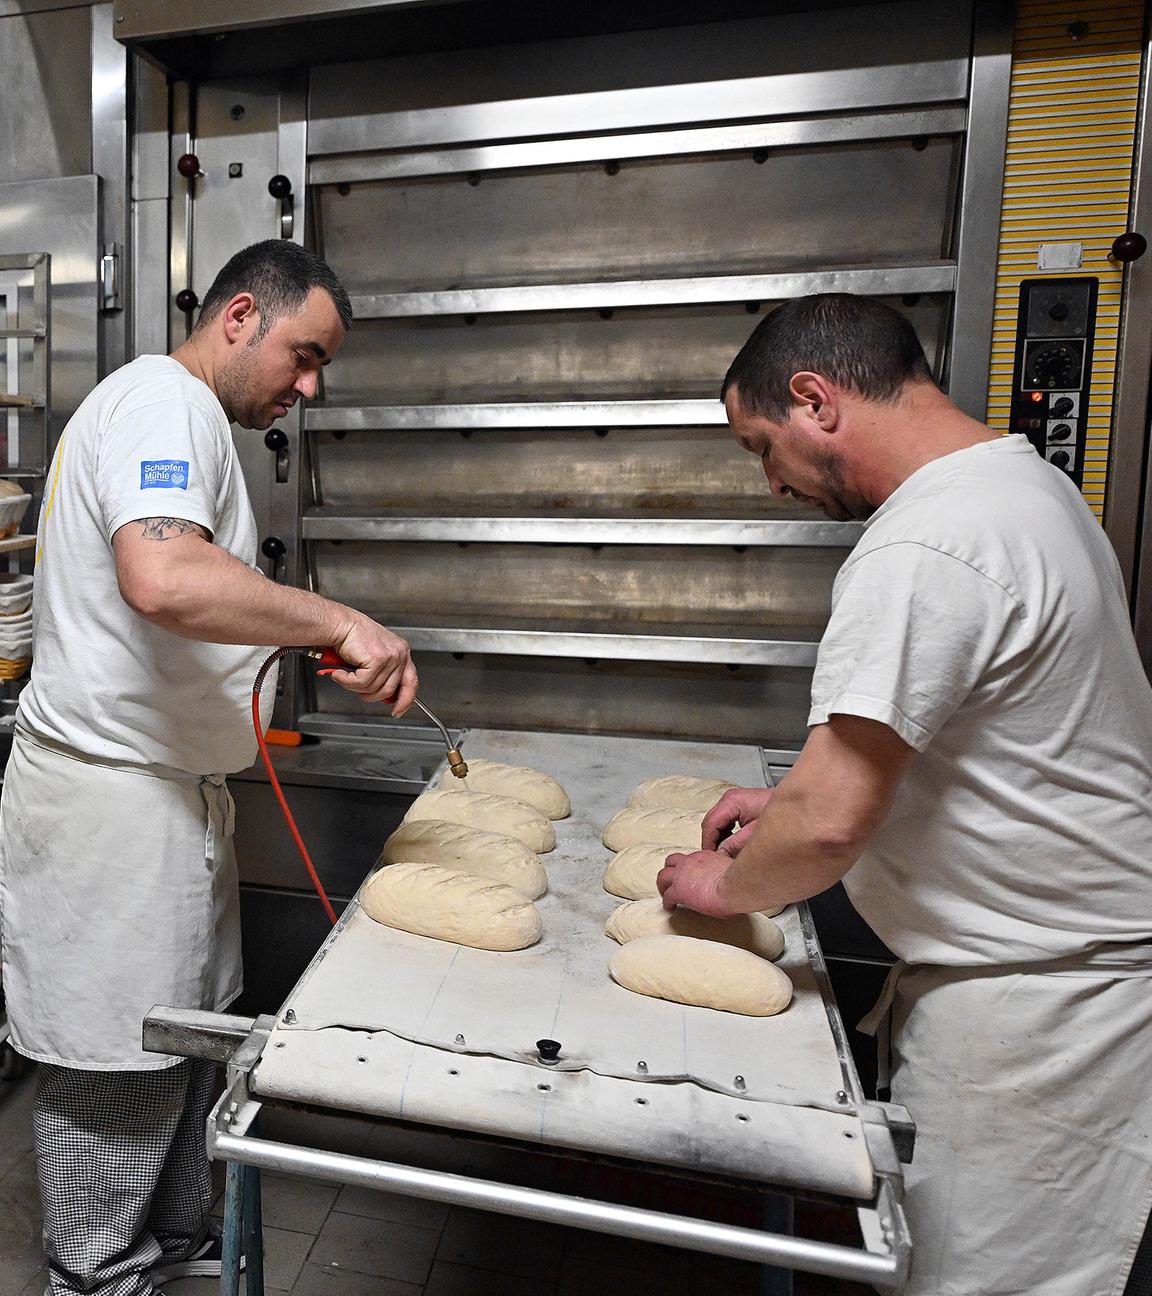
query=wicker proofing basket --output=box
[0,573,32,618]
[0,590,32,677]
[0,479,31,538]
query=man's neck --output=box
[855,384,1000,505]
[170,336,214,393]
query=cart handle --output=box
[209,1122,908,1289]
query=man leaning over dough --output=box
[658,294,1152,1296]
[0,240,417,1296]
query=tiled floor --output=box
[0,1066,871,1296]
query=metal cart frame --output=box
[144,900,913,1294]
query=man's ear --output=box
[789,371,839,431]
[221,293,259,344]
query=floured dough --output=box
[602,807,701,853]
[609,935,793,1016]
[361,862,542,951]
[378,820,547,899]
[627,775,736,814]
[602,843,679,900]
[405,788,556,853]
[437,758,570,819]
[605,898,785,961]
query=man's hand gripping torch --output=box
[252,646,466,926]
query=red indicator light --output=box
[1030,392,1044,402]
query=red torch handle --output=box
[315,648,354,676]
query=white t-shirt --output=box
[19,355,273,775]
[809,434,1152,966]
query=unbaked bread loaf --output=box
[379,820,547,899]
[627,775,736,814]
[361,862,542,950]
[602,807,701,853]
[609,935,792,1016]
[405,788,556,853]
[602,843,678,900]
[605,898,785,961]
[437,758,570,819]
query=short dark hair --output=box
[194,239,353,339]
[721,294,933,421]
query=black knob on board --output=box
[1050,450,1071,470]
[1051,396,1074,416]
[177,153,201,179]
[1031,344,1078,388]
[261,536,287,561]
[175,288,199,313]
[264,428,289,452]
[536,1038,561,1063]
[1111,232,1147,263]
[268,174,293,199]
[1049,423,1073,441]
[1048,300,1070,322]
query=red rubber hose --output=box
[252,648,338,926]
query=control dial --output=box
[1050,450,1071,470]
[1028,343,1080,389]
[1048,423,1072,442]
[1051,396,1075,416]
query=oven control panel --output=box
[1008,277,1098,488]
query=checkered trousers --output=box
[33,1058,217,1296]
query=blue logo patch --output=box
[140,459,190,490]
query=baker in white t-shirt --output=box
[657,294,1152,1296]
[0,240,419,1296]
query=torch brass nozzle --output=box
[446,748,469,779]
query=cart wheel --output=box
[0,1042,25,1082]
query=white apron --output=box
[0,728,242,1070]
[860,958,1152,1296]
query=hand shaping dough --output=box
[605,898,785,961]
[627,775,736,814]
[602,807,702,853]
[609,935,793,1016]
[405,788,556,853]
[602,843,679,900]
[437,759,570,819]
[361,862,542,951]
[379,820,547,899]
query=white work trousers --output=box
[878,963,1152,1296]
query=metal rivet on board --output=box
[455,1034,466,1046]
[637,1060,648,1073]
[836,1090,849,1104]
[734,1075,746,1091]
[283,1008,296,1024]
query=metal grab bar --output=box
[210,1124,906,1287]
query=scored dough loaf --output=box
[627,775,736,814]
[361,862,542,951]
[437,759,570,819]
[602,843,679,900]
[609,934,793,1016]
[605,898,785,961]
[405,788,556,853]
[602,807,702,853]
[378,819,547,900]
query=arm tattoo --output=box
[136,517,210,542]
